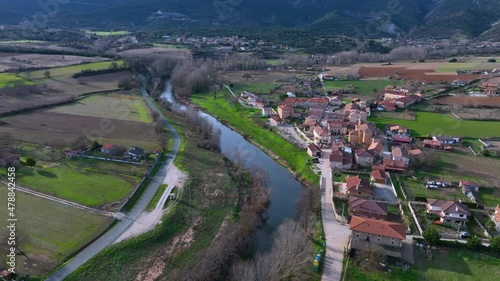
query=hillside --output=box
[0,0,499,40]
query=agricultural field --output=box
[0,52,107,72]
[402,151,500,204]
[230,82,280,94]
[435,57,500,72]
[430,96,500,107]
[346,246,500,281]
[118,47,191,59]
[0,186,113,276]
[49,94,153,123]
[0,73,35,88]
[84,30,130,36]
[325,79,396,94]
[2,162,138,208]
[23,60,123,80]
[370,111,500,138]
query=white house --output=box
[426,199,471,226]
[451,79,467,87]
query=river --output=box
[160,82,305,252]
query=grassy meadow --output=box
[370,111,500,138]
[23,61,122,80]
[325,79,397,94]
[0,73,36,88]
[49,94,153,123]
[0,186,112,276]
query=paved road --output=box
[318,148,350,281]
[46,84,182,281]
[223,84,251,108]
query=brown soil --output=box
[0,111,156,146]
[0,71,131,116]
[359,66,482,83]
[430,96,500,107]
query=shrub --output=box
[423,228,441,245]
[466,236,482,250]
[425,213,440,221]
[25,157,36,167]
[449,58,458,63]
[487,58,496,63]
[489,236,500,252]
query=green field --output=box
[346,246,500,281]
[50,94,153,123]
[370,111,500,138]
[435,62,479,73]
[0,40,47,44]
[230,82,280,94]
[66,107,239,281]
[6,162,137,207]
[24,61,122,80]
[0,73,36,88]
[191,91,318,184]
[0,186,112,276]
[325,79,397,94]
[84,30,130,36]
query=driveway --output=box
[318,148,351,281]
[276,124,309,149]
[46,83,182,281]
[372,174,398,203]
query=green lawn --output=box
[9,163,137,207]
[477,187,500,207]
[23,61,122,80]
[401,177,468,202]
[0,73,36,88]
[50,94,153,123]
[325,79,397,94]
[0,186,112,276]
[0,40,47,44]
[435,62,480,73]
[346,246,500,281]
[370,111,500,138]
[84,30,130,36]
[230,82,280,95]
[191,91,318,184]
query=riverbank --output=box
[65,105,241,280]
[189,91,319,186]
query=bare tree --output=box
[44,70,51,78]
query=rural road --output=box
[45,84,182,281]
[319,148,350,281]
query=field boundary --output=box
[0,89,122,117]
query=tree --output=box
[72,135,90,150]
[25,157,36,167]
[423,228,441,245]
[109,61,118,69]
[487,58,496,63]
[489,236,500,252]
[485,218,495,232]
[44,70,51,78]
[466,236,482,250]
[91,141,101,151]
[449,58,458,63]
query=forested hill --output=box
[0,0,499,40]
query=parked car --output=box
[460,231,471,239]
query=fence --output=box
[294,125,313,143]
[408,202,423,236]
[473,215,492,238]
[117,153,163,212]
[79,155,145,165]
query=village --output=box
[231,70,500,273]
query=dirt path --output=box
[115,165,188,242]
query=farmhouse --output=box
[391,146,410,165]
[346,175,373,198]
[395,95,420,108]
[383,87,410,100]
[371,169,387,184]
[330,148,353,170]
[459,180,480,192]
[391,135,412,144]
[451,79,467,87]
[382,159,407,172]
[125,146,145,160]
[269,115,284,126]
[307,144,322,158]
[277,104,294,119]
[378,100,396,111]
[0,152,19,167]
[433,136,461,145]
[355,148,374,167]
[313,126,331,146]
[349,196,388,220]
[367,141,384,157]
[426,199,471,226]
[349,216,406,258]
[386,125,409,136]
[493,205,500,231]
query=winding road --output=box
[45,84,181,281]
